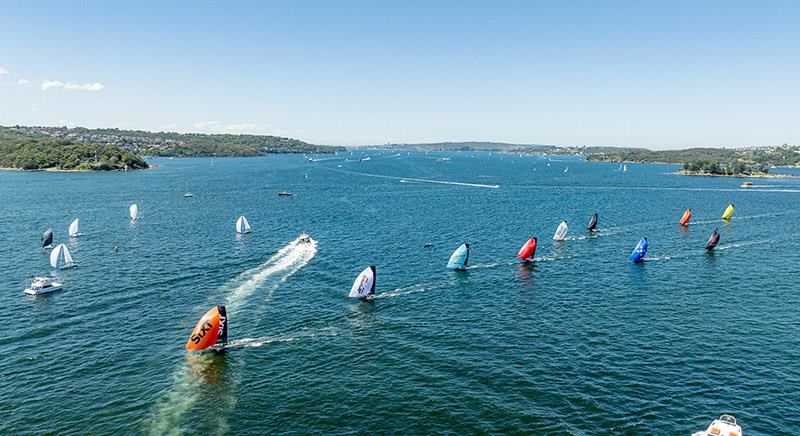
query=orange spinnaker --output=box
[516,237,537,260]
[185,306,227,351]
[679,208,692,226]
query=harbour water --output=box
[2,152,799,434]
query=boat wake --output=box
[323,167,500,189]
[714,240,769,251]
[377,283,447,298]
[224,237,318,316]
[224,327,339,349]
[565,229,618,240]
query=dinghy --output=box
[705,229,720,250]
[516,237,537,261]
[50,243,76,269]
[587,213,598,231]
[130,204,139,220]
[185,306,228,351]
[692,414,742,436]
[679,208,692,226]
[235,215,252,234]
[41,228,53,248]
[69,218,80,237]
[447,243,470,270]
[553,221,568,241]
[629,238,648,262]
[722,204,734,220]
[348,266,376,300]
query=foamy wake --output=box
[714,240,769,251]
[224,327,339,349]
[377,283,446,298]
[225,237,318,316]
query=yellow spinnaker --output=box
[722,203,734,220]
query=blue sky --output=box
[1,0,798,148]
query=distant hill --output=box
[6,126,342,157]
[378,141,559,152]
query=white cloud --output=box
[64,82,104,91]
[40,79,104,91]
[41,80,64,90]
[0,67,8,75]
[18,78,31,86]
[192,121,279,135]
[159,123,177,131]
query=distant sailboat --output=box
[587,213,598,231]
[516,237,537,261]
[185,306,228,351]
[50,243,76,269]
[235,215,252,234]
[563,166,569,173]
[722,204,734,220]
[348,266,376,300]
[69,218,80,237]
[553,221,568,241]
[623,164,628,173]
[679,209,692,226]
[42,228,54,248]
[447,243,470,270]
[130,204,139,221]
[705,229,720,250]
[618,163,623,171]
[629,238,648,262]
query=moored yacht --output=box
[692,415,743,436]
[24,276,63,295]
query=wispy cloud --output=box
[192,121,279,135]
[40,79,104,91]
[0,67,8,75]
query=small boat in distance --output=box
[24,276,63,295]
[587,213,598,231]
[348,266,376,301]
[184,192,194,197]
[740,181,753,187]
[69,218,80,237]
[692,414,742,436]
[553,221,568,241]
[42,228,54,248]
[516,237,537,261]
[277,191,294,197]
[722,203,735,220]
[50,244,77,269]
[298,233,311,243]
[679,208,692,226]
[705,229,720,250]
[629,237,648,262]
[424,242,432,248]
[623,164,628,172]
[360,156,372,162]
[185,306,228,351]
[130,204,139,221]
[235,215,252,234]
[436,157,451,163]
[447,243,470,270]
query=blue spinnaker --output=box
[447,243,470,270]
[629,238,648,262]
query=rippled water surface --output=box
[2,152,799,434]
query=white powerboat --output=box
[24,277,63,295]
[692,415,743,436]
[299,233,311,243]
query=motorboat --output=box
[740,182,753,187]
[24,276,63,295]
[184,192,194,197]
[299,233,311,243]
[692,414,743,436]
[277,191,294,197]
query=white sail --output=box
[348,266,376,298]
[623,164,628,172]
[236,215,252,234]
[130,204,139,220]
[553,221,568,241]
[50,243,75,269]
[69,218,79,237]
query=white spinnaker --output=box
[69,218,79,237]
[348,266,375,298]
[130,204,138,220]
[50,244,63,268]
[236,216,251,233]
[63,244,74,265]
[553,221,568,240]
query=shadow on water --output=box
[448,269,470,286]
[515,262,537,290]
[679,225,690,236]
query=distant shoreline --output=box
[673,170,800,179]
[0,166,153,173]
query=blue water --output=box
[2,152,799,434]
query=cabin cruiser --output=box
[299,233,311,243]
[24,276,63,295]
[692,415,743,436]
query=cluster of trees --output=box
[683,160,768,175]
[0,129,148,171]
[586,146,797,173]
